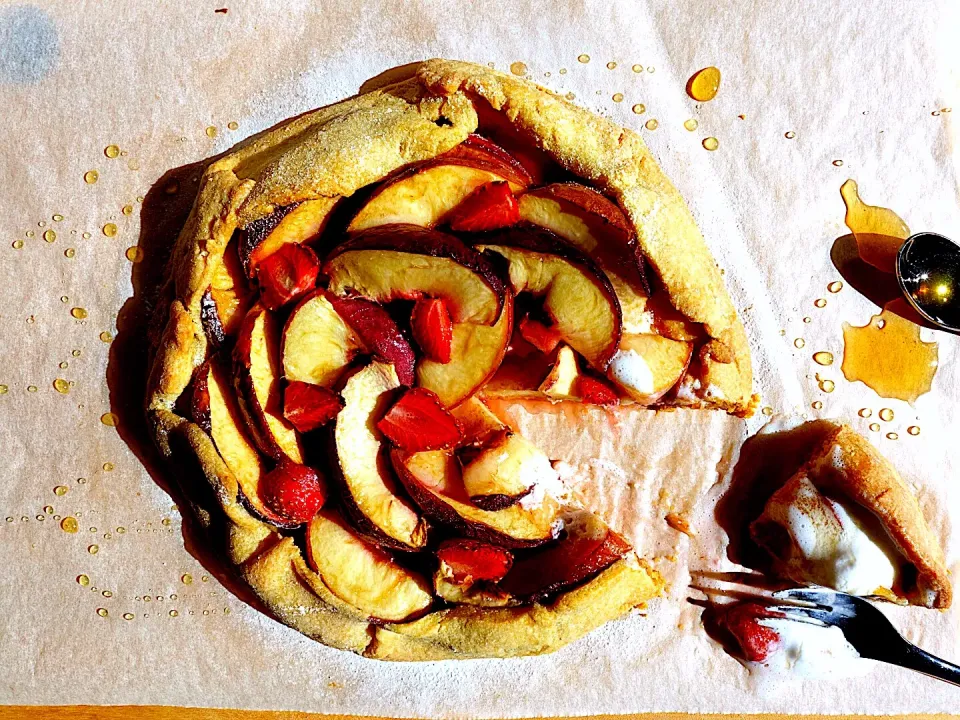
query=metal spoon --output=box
[896,231,960,332]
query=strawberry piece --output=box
[518,314,563,354]
[577,375,620,406]
[720,603,783,663]
[256,243,319,311]
[436,539,513,584]
[283,381,344,433]
[260,458,328,524]
[376,387,463,451]
[411,298,453,363]
[447,181,520,232]
[327,296,416,386]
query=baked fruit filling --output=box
[182,131,717,625]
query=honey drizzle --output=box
[840,179,910,273]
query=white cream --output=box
[607,349,655,396]
[517,452,569,510]
[753,617,865,678]
[760,474,901,595]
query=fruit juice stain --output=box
[841,306,938,403]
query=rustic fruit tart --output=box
[146,59,754,659]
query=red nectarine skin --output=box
[436,538,513,584]
[260,458,327,525]
[239,202,300,277]
[190,360,213,434]
[283,381,344,433]
[411,298,453,364]
[377,388,463,452]
[200,289,226,349]
[447,181,520,233]
[719,603,784,663]
[500,524,631,601]
[324,224,508,321]
[257,243,320,311]
[444,134,534,188]
[327,296,416,386]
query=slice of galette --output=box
[145,59,753,660]
[750,423,951,608]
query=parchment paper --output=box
[1,0,959,715]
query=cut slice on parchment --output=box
[146,59,752,661]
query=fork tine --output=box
[773,587,838,608]
[765,603,832,625]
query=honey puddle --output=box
[841,306,938,403]
[840,179,910,273]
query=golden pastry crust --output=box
[755,422,951,609]
[144,58,757,659]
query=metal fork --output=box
[756,587,960,687]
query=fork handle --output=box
[888,642,960,687]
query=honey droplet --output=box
[606,61,617,70]
[687,67,721,102]
[102,590,113,598]
[859,408,873,418]
[104,145,120,159]
[12,240,23,249]
[878,407,895,422]
[100,331,113,342]
[632,64,643,73]
[205,125,218,138]
[761,406,774,416]
[558,68,567,75]
[72,349,81,357]
[70,307,88,319]
[811,401,823,410]
[227,121,239,131]
[631,103,646,115]
[64,248,76,258]
[88,544,99,555]
[77,574,90,586]
[839,179,910,273]
[907,425,920,436]
[612,92,624,103]
[0,385,7,395]
[647,66,655,73]
[52,214,64,222]
[683,118,699,131]
[100,412,118,427]
[77,477,87,484]
[84,170,99,184]
[702,137,719,151]
[828,280,843,293]
[123,612,134,621]
[869,423,880,432]
[812,351,834,366]
[116,526,126,534]
[814,298,827,308]
[27,385,38,393]
[82,232,91,239]
[60,516,79,533]
[53,378,70,394]
[886,432,899,441]
[565,92,576,101]
[645,119,659,131]
[832,160,844,167]
[509,61,528,77]
[785,131,796,139]
[841,307,938,403]
[122,204,133,216]
[102,223,118,237]
[818,378,836,393]
[96,608,108,617]
[578,54,590,64]
[803,317,812,324]
[181,573,194,585]
[42,229,56,243]
[162,517,172,526]
[794,338,805,348]
[54,485,68,496]
[169,609,179,618]
[102,462,114,471]
[125,246,144,263]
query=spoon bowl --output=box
[896,232,960,333]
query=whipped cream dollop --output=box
[754,616,864,678]
[754,473,901,595]
[607,348,655,396]
[516,451,569,510]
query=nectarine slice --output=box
[333,362,428,551]
[282,290,364,388]
[606,333,692,404]
[462,430,560,511]
[240,198,339,276]
[305,510,432,622]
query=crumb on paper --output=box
[665,512,693,537]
